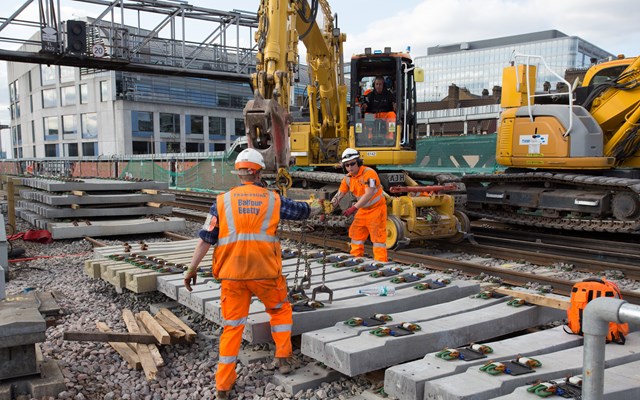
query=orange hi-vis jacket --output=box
[212,183,282,280]
[338,166,384,211]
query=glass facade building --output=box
[416,30,613,102]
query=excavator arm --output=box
[586,56,640,165]
[243,0,347,179]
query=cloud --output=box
[344,0,639,58]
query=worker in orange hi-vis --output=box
[362,76,397,142]
[331,148,388,262]
[183,148,324,400]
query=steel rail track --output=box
[276,229,640,306]
[471,224,640,257]
[166,190,640,303]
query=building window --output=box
[44,117,58,141]
[100,80,110,101]
[80,84,89,104]
[234,118,245,136]
[65,143,79,157]
[185,142,204,153]
[81,113,98,139]
[62,115,77,138]
[186,115,203,135]
[10,103,20,120]
[160,113,180,136]
[9,80,18,102]
[41,65,56,85]
[209,116,226,138]
[31,120,35,143]
[132,141,153,154]
[82,142,98,156]
[210,143,227,152]
[132,111,154,138]
[12,125,22,145]
[45,143,58,157]
[160,142,181,153]
[61,86,76,106]
[42,88,57,108]
[60,66,75,83]
[29,95,33,113]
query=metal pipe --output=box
[582,297,640,400]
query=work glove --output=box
[343,205,358,217]
[183,268,198,292]
[309,199,323,217]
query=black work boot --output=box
[216,390,230,399]
[276,357,294,375]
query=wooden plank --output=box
[135,314,165,368]
[493,287,570,310]
[142,189,159,195]
[138,311,171,345]
[154,313,187,344]
[122,309,158,380]
[71,204,81,210]
[158,308,197,342]
[146,201,162,208]
[63,330,157,344]
[95,321,141,370]
[72,190,85,196]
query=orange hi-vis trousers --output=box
[216,275,292,392]
[348,202,388,262]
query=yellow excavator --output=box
[243,0,468,247]
[464,53,640,232]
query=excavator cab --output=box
[349,49,421,166]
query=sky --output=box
[0,0,639,156]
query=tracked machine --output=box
[241,0,468,247]
[463,54,640,232]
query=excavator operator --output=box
[361,76,396,144]
[362,75,396,115]
[331,148,388,262]
[183,148,324,399]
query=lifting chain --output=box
[286,220,305,301]
[311,206,333,303]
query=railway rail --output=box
[164,190,640,305]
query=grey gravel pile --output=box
[5,219,373,400]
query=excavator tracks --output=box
[463,172,640,233]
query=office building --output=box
[416,30,613,102]
[415,30,614,136]
[6,19,256,159]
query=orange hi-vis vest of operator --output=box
[338,166,388,261]
[212,183,282,280]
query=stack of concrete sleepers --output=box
[85,239,199,293]
[16,177,185,239]
[300,294,565,377]
[157,251,483,344]
[384,326,640,399]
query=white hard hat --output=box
[235,148,265,171]
[341,148,360,163]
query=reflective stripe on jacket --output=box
[340,166,384,210]
[213,184,282,280]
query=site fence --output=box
[0,135,500,191]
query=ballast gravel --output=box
[5,219,634,400]
[4,220,373,400]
